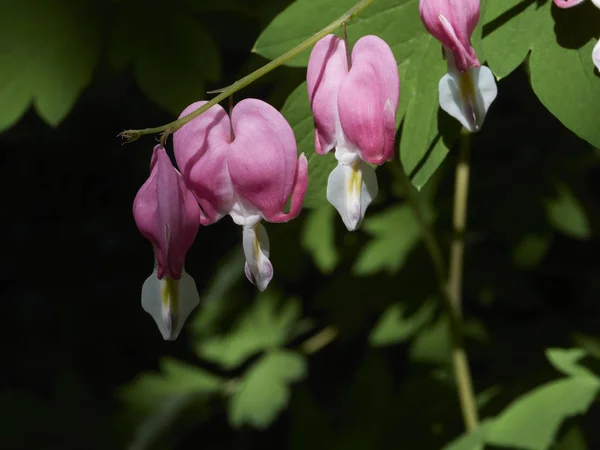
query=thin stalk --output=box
[396,159,479,431]
[119,0,375,143]
[449,128,472,317]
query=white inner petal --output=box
[242,222,273,291]
[141,269,200,341]
[438,64,498,133]
[326,160,378,231]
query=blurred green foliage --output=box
[2,0,600,449]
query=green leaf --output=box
[546,348,596,379]
[302,204,339,273]
[512,232,552,269]
[118,359,221,450]
[110,7,220,116]
[483,1,600,148]
[410,315,452,365]
[442,419,495,450]
[353,204,429,276]
[555,424,589,450]
[0,0,101,130]
[120,358,224,411]
[127,394,212,450]
[257,0,461,190]
[487,377,600,450]
[229,350,307,428]
[399,33,461,189]
[544,182,591,239]
[369,299,435,347]
[197,290,302,368]
[281,82,336,208]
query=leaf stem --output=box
[118,0,375,144]
[396,156,479,431]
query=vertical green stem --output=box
[449,129,471,317]
[396,156,479,431]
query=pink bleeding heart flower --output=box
[419,0,497,132]
[419,0,480,72]
[133,145,201,341]
[174,98,308,291]
[552,0,586,8]
[307,34,399,231]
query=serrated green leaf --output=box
[257,0,460,190]
[369,299,435,347]
[197,291,301,368]
[353,204,430,276]
[442,419,495,450]
[546,348,596,379]
[302,204,339,273]
[487,377,600,450]
[281,82,336,208]
[110,7,220,115]
[545,182,591,239]
[483,1,600,148]
[229,350,307,428]
[0,0,101,130]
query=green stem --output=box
[449,129,472,318]
[396,158,479,432]
[119,0,375,143]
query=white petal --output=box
[439,65,498,132]
[141,269,200,341]
[242,222,273,291]
[593,40,600,72]
[326,160,378,231]
[591,0,600,9]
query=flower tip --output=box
[141,270,200,341]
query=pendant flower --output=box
[307,34,400,231]
[419,0,497,132]
[553,0,600,9]
[174,98,308,292]
[133,145,201,340]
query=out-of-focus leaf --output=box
[302,204,339,273]
[442,419,495,450]
[197,290,302,368]
[256,0,462,190]
[555,424,589,450]
[369,299,435,347]
[512,232,552,269]
[229,350,307,428]
[120,358,224,411]
[190,248,246,335]
[109,5,220,115]
[0,0,102,130]
[546,348,596,379]
[127,394,211,450]
[280,82,336,208]
[354,204,430,276]
[545,182,591,239]
[483,0,600,148]
[487,377,600,450]
[410,315,452,365]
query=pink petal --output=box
[337,35,400,165]
[133,145,201,280]
[306,34,349,155]
[419,0,480,71]
[227,99,307,223]
[173,101,234,225]
[552,0,585,8]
